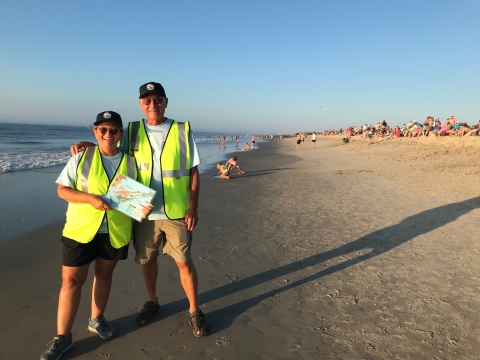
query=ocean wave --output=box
[0,151,71,174]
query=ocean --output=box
[0,122,256,175]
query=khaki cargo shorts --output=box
[133,219,192,264]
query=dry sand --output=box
[1,137,480,359]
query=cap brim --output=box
[139,91,166,99]
[93,119,123,128]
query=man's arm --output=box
[185,166,199,232]
[70,142,95,156]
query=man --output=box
[71,82,209,337]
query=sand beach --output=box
[1,137,480,359]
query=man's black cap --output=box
[139,82,166,99]
[93,111,123,128]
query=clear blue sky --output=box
[1,0,479,133]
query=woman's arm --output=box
[57,184,112,210]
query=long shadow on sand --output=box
[205,196,480,332]
[68,197,480,357]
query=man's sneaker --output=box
[135,300,160,326]
[40,334,74,360]
[87,316,117,339]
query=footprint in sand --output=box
[215,337,230,346]
[122,281,134,294]
[92,353,113,360]
[21,301,35,309]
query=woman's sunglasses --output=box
[96,127,121,135]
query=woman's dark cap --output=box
[93,111,123,128]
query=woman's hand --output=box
[89,195,112,211]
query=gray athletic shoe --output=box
[40,334,74,360]
[87,316,117,339]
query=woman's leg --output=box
[57,264,90,336]
[91,258,118,319]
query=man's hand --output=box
[70,141,95,156]
[185,207,198,231]
[89,195,112,211]
[141,204,154,218]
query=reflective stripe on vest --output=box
[62,146,136,248]
[128,119,191,219]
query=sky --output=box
[0,0,479,134]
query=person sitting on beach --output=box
[217,162,230,179]
[464,120,480,136]
[423,116,433,137]
[226,155,245,174]
[41,112,153,360]
[447,115,457,128]
[412,122,423,138]
[242,142,250,151]
[388,126,402,139]
[453,123,470,137]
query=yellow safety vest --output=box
[127,119,191,220]
[62,146,137,248]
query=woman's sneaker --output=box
[40,334,74,360]
[87,316,117,339]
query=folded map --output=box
[103,174,156,222]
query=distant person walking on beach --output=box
[252,135,256,146]
[41,112,153,360]
[366,128,374,144]
[226,155,245,174]
[301,133,305,142]
[295,133,301,150]
[70,82,210,337]
[235,134,239,142]
[311,132,316,148]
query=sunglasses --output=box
[141,97,164,106]
[96,127,121,135]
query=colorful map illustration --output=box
[103,174,156,222]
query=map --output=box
[103,174,156,222]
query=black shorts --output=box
[296,140,301,144]
[62,233,129,267]
[252,141,255,144]
[312,140,316,142]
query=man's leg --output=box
[57,264,90,336]
[142,260,159,303]
[134,220,162,326]
[175,260,199,313]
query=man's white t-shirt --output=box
[119,118,201,220]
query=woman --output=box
[311,132,316,148]
[40,112,152,360]
[295,133,301,150]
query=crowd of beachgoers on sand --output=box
[319,115,480,139]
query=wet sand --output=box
[1,138,480,359]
